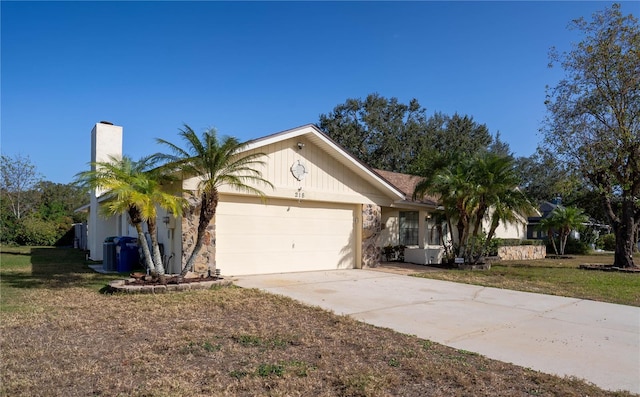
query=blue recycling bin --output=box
[115,236,139,273]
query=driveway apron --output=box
[233,269,640,394]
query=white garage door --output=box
[215,196,357,275]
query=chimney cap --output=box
[99,120,114,125]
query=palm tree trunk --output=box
[181,189,218,277]
[134,222,155,274]
[459,216,471,261]
[146,218,165,275]
[469,205,488,262]
[548,229,559,256]
[476,219,499,264]
[560,229,570,255]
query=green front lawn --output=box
[0,246,124,313]
[413,254,640,307]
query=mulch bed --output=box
[579,264,640,273]
[125,273,221,285]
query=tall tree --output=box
[488,131,513,158]
[319,94,508,175]
[543,3,639,268]
[318,93,429,173]
[36,181,87,223]
[409,112,497,175]
[0,154,42,220]
[156,125,273,277]
[514,150,582,204]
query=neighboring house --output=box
[527,200,561,240]
[527,199,611,244]
[485,206,530,241]
[81,122,442,276]
[526,199,574,240]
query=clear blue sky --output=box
[2,1,633,184]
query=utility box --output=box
[103,237,117,272]
[115,236,139,273]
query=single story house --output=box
[526,199,562,240]
[82,122,446,276]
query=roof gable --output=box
[243,124,405,201]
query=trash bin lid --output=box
[114,236,138,245]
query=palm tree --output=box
[537,216,560,256]
[415,159,475,260]
[415,153,532,264]
[133,168,186,275]
[467,154,533,263]
[156,125,274,277]
[480,188,533,259]
[75,155,186,275]
[551,206,589,255]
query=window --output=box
[399,211,419,246]
[427,219,441,245]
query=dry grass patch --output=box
[1,247,636,396]
[2,288,634,396]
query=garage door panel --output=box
[216,197,356,275]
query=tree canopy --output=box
[317,93,505,175]
[318,93,428,173]
[1,154,87,246]
[543,3,639,267]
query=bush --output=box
[520,239,545,246]
[0,216,19,244]
[15,217,59,246]
[564,237,591,255]
[549,237,591,255]
[598,233,616,251]
[482,237,500,257]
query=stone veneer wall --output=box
[181,194,216,274]
[362,204,382,268]
[498,245,546,261]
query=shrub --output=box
[482,237,500,257]
[520,239,545,246]
[493,239,544,247]
[15,217,59,246]
[545,237,590,255]
[564,237,591,255]
[598,233,616,251]
[383,245,406,262]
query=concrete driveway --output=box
[233,269,640,394]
